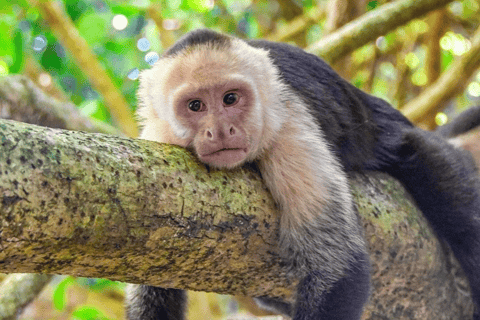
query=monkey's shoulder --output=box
[248,39,382,170]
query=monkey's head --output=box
[137,33,286,169]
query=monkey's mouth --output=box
[205,148,247,156]
[200,148,248,168]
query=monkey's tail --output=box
[436,105,480,138]
[388,128,480,316]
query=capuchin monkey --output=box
[127,29,480,320]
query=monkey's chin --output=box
[199,148,248,169]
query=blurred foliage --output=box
[1,0,480,318]
[16,276,125,320]
[0,0,479,127]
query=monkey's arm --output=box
[256,106,371,319]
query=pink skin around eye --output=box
[176,84,255,168]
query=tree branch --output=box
[0,274,52,320]
[0,75,121,136]
[307,0,455,63]
[26,0,138,137]
[402,25,480,123]
[0,119,474,318]
[0,119,289,298]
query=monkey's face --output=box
[138,43,284,169]
[172,77,259,169]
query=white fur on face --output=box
[137,58,191,140]
[137,38,289,157]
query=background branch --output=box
[26,0,138,137]
[402,25,480,123]
[0,75,120,136]
[0,274,53,320]
[307,0,455,63]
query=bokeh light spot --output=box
[435,112,448,126]
[127,68,140,80]
[0,60,9,76]
[33,35,47,52]
[112,14,128,31]
[467,82,480,97]
[38,73,52,87]
[137,38,150,52]
[145,52,159,66]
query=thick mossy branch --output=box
[0,119,473,318]
[0,119,287,297]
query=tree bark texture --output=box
[0,119,474,319]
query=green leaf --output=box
[72,306,109,320]
[79,100,100,117]
[372,78,390,101]
[77,13,109,45]
[0,20,14,57]
[187,0,213,12]
[10,29,24,73]
[440,50,454,72]
[77,278,122,291]
[90,101,111,122]
[64,0,89,21]
[366,1,378,11]
[462,0,480,19]
[110,3,142,16]
[53,276,76,310]
[40,42,65,73]
[89,279,119,291]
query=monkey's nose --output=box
[206,129,214,139]
[205,124,238,141]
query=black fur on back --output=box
[248,40,376,170]
[163,29,231,57]
[126,285,186,320]
[248,39,413,171]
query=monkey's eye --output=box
[188,100,202,112]
[223,93,238,105]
